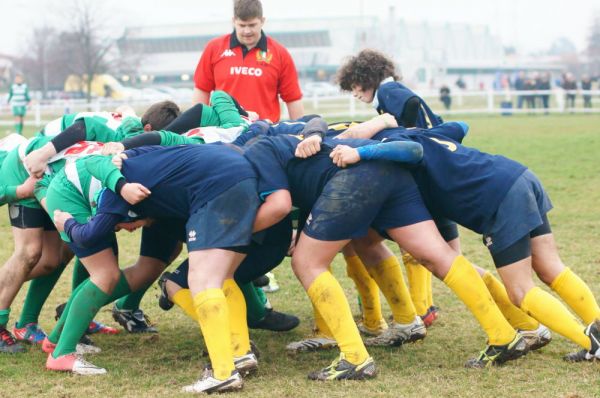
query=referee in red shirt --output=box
[193,0,304,122]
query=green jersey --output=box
[40,112,143,139]
[8,83,30,107]
[45,155,123,242]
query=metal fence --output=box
[1,89,599,128]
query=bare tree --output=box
[59,0,116,102]
[587,13,600,77]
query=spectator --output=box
[537,72,551,114]
[193,0,304,122]
[439,85,451,110]
[562,72,577,110]
[455,75,466,89]
[514,71,526,109]
[7,74,30,135]
[581,75,592,108]
[524,76,537,110]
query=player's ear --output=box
[143,124,152,132]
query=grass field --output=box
[1,114,600,397]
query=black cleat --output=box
[248,308,299,332]
[112,305,158,333]
[157,272,174,311]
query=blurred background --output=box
[1,0,599,125]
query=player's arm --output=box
[0,177,37,206]
[253,189,292,232]
[210,91,245,128]
[62,212,123,247]
[335,113,398,140]
[85,155,150,205]
[330,141,423,168]
[294,117,327,158]
[119,130,203,150]
[7,86,12,104]
[427,122,469,143]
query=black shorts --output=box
[140,219,186,263]
[8,204,56,231]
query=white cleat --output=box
[234,352,258,376]
[286,336,338,353]
[76,343,102,355]
[365,316,426,346]
[182,368,243,394]
[518,324,552,351]
[46,353,107,375]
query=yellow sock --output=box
[222,279,251,357]
[367,256,416,324]
[482,272,540,331]
[193,289,235,380]
[403,253,430,316]
[172,289,198,321]
[521,286,590,350]
[307,271,369,365]
[313,304,334,338]
[345,255,384,329]
[443,256,516,345]
[426,268,434,309]
[550,267,600,325]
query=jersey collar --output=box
[230,30,268,56]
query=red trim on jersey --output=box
[194,33,302,122]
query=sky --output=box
[2,0,599,57]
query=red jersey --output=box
[194,32,302,122]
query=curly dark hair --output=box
[337,49,400,92]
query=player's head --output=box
[141,100,180,131]
[14,74,24,84]
[232,0,265,48]
[337,49,399,104]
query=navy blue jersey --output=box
[376,81,443,128]
[118,145,255,218]
[375,130,527,233]
[243,135,341,210]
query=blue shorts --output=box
[186,178,260,252]
[68,236,117,259]
[434,217,459,242]
[482,169,553,254]
[303,161,431,241]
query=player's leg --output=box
[387,222,527,368]
[46,246,132,375]
[342,243,386,336]
[292,233,376,381]
[0,209,46,353]
[351,232,425,347]
[14,230,64,345]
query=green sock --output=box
[114,282,150,311]
[48,279,88,344]
[106,272,132,304]
[71,258,89,291]
[0,309,10,328]
[17,263,68,328]
[52,280,110,358]
[210,91,244,128]
[240,282,267,324]
[255,285,268,307]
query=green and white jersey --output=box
[7,83,30,107]
[0,134,28,206]
[41,112,142,139]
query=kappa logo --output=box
[188,230,197,242]
[221,49,236,58]
[306,213,313,226]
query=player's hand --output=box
[53,210,73,233]
[120,183,151,205]
[16,176,39,199]
[101,142,125,156]
[295,134,322,158]
[247,111,260,122]
[112,153,128,169]
[24,146,54,178]
[330,145,360,168]
[378,113,398,129]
